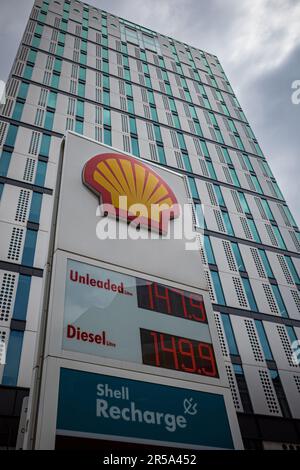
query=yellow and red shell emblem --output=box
[83,153,179,234]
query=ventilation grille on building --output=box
[206,183,218,206]
[214,312,229,358]
[28,131,41,156]
[277,255,294,285]
[204,270,216,303]
[262,284,279,314]
[265,224,278,247]
[0,121,8,146]
[15,189,31,223]
[240,217,253,240]
[223,240,238,272]
[0,329,7,364]
[290,289,300,313]
[225,363,243,412]
[277,325,300,368]
[258,369,280,414]
[233,277,248,308]
[0,273,16,323]
[250,248,267,278]
[7,227,24,262]
[214,209,226,233]
[244,319,264,362]
[23,158,36,183]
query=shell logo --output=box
[82,153,179,234]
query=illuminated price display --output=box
[136,280,207,324]
[140,328,219,378]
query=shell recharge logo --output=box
[82,153,180,234]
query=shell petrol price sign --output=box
[24,133,243,450]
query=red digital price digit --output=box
[198,343,217,377]
[154,283,172,314]
[178,338,197,373]
[188,294,206,322]
[159,333,179,369]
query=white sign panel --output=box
[61,258,219,379]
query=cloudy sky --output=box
[0,0,299,223]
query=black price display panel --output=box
[136,279,207,324]
[140,328,219,378]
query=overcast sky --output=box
[0,0,299,223]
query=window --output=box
[271,285,288,317]
[23,64,33,80]
[103,90,110,106]
[126,83,133,97]
[204,235,215,264]
[127,98,134,114]
[78,82,85,98]
[221,313,239,355]
[272,225,286,250]
[157,145,166,165]
[54,58,62,73]
[195,204,205,229]
[153,125,162,143]
[75,119,83,134]
[32,35,41,48]
[129,117,137,135]
[232,242,245,272]
[39,134,51,158]
[48,92,57,109]
[235,135,244,151]
[22,229,38,266]
[172,114,181,129]
[2,331,24,386]
[222,147,232,164]
[44,110,54,130]
[286,326,297,344]
[243,154,254,172]
[131,137,140,157]
[222,211,234,236]
[51,73,60,89]
[229,168,240,187]
[211,271,226,305]
[76,100,84,119]
[0,151,12,177]
[259,249,274,278]
[28,50,37,64]
[251,175,263,194]
[206,161,216,179]
[5,125,18,148]
[261,199,274,221]
[238,192,251,214]
[29,192,42,224]
[177,132,186,151]
[200,140,209,158]
[13,275,31,321]
[255,320,273,361]
[104,128,111,146]
[35,161,47,186]
[215,128,224,144]
[18,82,29,100]
[187,177,199,199]
[12,101,24,121]
[242,278,258,311]
[103,108,111,127]
[248,218,261,243]
[214,184,225,207]
[182,153,192,172]
[285,256,300,284]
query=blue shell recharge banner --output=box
[56,368,234,449]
